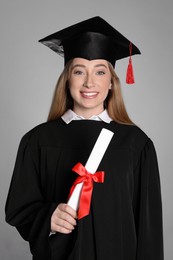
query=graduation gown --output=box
[5,119,164,260]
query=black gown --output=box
[5,119,164,260]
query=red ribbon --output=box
[68,162,105,219]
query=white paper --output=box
[67,128,114,211]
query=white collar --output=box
[61,109,112,124]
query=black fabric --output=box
[63,32,117,67]
[5,119,163,260]
[38,16,141,67]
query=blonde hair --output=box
[47,60,134,125]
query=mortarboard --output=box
[39,16,141,84]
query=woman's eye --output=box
[96,71,106,75]
[73,70,84,75]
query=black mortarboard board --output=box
[39,16,140,66]
[39,16,141,83]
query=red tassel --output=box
[126,42,135,84]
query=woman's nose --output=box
[83,75,94,88]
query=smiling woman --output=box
[5,16,164,260]
[68,58,111,118]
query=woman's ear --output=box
[109,83,112,89]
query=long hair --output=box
[47,60,134,125]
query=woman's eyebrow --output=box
[94,64,108,69]
[71,64,86,69]
[72,63,108,69]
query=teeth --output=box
[82,92,97,96]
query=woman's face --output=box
[68,58,112,118]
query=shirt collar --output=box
[61,109,112,124]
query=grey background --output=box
[1,0,172,259]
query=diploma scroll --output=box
[67,128,114,211]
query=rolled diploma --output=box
[67,128,114,211]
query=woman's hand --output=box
[51,203,77,234]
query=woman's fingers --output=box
[51,203,77,234]
[59,203,77,217]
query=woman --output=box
[5,16,164,260]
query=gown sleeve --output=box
[133,138,164,260]
[5,131,58,259]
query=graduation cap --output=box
[39,16,141,84]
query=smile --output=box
[80,92,98,98]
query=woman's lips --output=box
[80,92,98,98]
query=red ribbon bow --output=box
[68,162,105,219]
